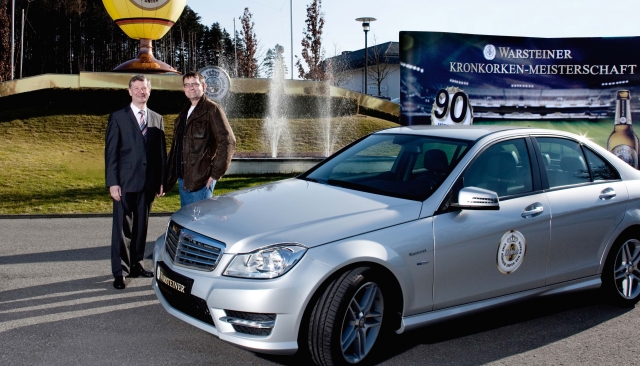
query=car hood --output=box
[169,178,422,253]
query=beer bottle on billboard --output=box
[607,90,639,168]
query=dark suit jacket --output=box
[105,105,166,194]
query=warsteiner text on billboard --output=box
[400,32,640,167]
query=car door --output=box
[533,137,628,284]
[432,137,551,310]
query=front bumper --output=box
[152,234,332,355]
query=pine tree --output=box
[0,2,247,79]
[262,47,288,79]
[0,0,11,81]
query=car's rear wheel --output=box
[308,267,385,365]
[602,235,640,307]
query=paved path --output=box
[0,217,638,365]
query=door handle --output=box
[521,202,544,218]
[599,187,616,200]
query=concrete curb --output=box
[0,212,173,219]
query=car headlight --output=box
[223,244,307,279]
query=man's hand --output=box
[206,177,216,190]
[109,185,122,201]
[157,185,165,198]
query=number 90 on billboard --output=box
[431,87,474,125]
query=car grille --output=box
[158,285,214,326]
[224,310,276,336]
[165,221,225,271]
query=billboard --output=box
[400,31,640,166]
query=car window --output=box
[583,147,620,181]
[462,138,533,197]
[301,134,471,200]
[412,141,467,172]
[535,137,590,188]
[331,139,401,176]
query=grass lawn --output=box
[0,113,397,214]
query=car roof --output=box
[377,125,529,141]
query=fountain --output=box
[261,44,355,159]
[227,44,324,175]
[262,45,293,158]
[317,82,356,157]
[318,81,334,157]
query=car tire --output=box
[602,234,640,307]
[308,267,386,366]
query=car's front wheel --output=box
[602,234,640,307]
[308,267,386,365]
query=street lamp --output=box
[356,17,376,95]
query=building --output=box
[325,41,399,99]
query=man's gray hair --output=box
[129,74,151,89]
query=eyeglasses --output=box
[183,82,201,88]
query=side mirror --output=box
[450,186,499,210]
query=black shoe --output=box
[113,276,126,290]
[130,264,154,278]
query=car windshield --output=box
[300,133,471,200]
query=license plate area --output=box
[156,261,194,297]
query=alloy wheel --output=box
[613,239,640,299]
[340,282,384,364]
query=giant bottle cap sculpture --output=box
[102,0,186,74]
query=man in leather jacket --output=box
[165,71,236,206]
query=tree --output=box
[0,0,11,81]
[171,6,205,73]
[227,29,245,78]
[367,36,395,96]
[238,7,258,78]
[0,2,252,79]
[295,0,326,81]
[262,46,288,79]
[324,42,351,87]
[202,22,230,68]
[218,27,236,76]
[54,0,87,74]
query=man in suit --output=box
[105,74,166,290]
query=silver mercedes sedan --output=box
[152,126,640,366]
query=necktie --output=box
[138,110,147,142]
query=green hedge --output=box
[224,93,358,118]
[358,105,400,123]
[0,88,186,120]
[0,88,359,120]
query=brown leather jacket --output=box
[165,95,236,192]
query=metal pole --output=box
[364,29,368,95]
[233,17,237,77]
[290,0,293,80]
[19,9,24,78]
[11,0,15,80]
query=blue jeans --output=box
[178,178,215,207]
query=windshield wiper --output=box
[299,177,321,183]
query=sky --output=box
[186,0,640,78]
